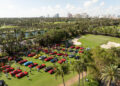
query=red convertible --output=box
[36,64,46,69]
[48,69,54,74]
[16,71,28,78]
[70,46,75,49]
[44,57,53,61]
[1,65,10,70]
[79,51,84,53]
[9,69,22,76]
[3,67,14,73]
[28,53,36,57]
[50,51,57,55]
[28,63,38,68]
[76,46,80,49]
[18,59,27,64]
[57,53,63,56]
[58,59,66,64]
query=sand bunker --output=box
[101,41,120,49]
[69,37,81,45]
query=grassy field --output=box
[0,49,78,86]
[0,25,18,29]
[78,34,120,48]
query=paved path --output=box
[58,72,86,86]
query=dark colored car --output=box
[15,58,23,63]
[44,67,53,72]
[51,58,58,63]
[69,55,75,58]
[0,80,7,86]
[39,56,47,60]
[75,50,78,53]
[69,50,74,52]
[75,56,80,59]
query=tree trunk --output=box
[107,79,111,86]
[62,74,65,86]
[78,72,80,86]
[82,71,84,86]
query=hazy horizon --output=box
[0,0,120,18]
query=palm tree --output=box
[72,60,82,86]
[55,64,69,86]
[101,64,120,86]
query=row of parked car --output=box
[15,58,55,74]
[1,65,28,78]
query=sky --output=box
[0,0,120,17]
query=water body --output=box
[1,30,45,38]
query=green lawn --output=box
[0,25,18,29]
[78,34,120,48]
[0,49,77,86]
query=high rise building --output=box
[67,13,73,18]
[54,13,59,18]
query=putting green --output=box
[78,34,120,48]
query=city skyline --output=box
[0,0,120,17]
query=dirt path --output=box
[58,72,86,86]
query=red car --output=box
[28,53,36,57]
[58,59,66,64]
[52,51,57,54]
[44,57,53,61]
[76,46,80,49]
[64,54,68,57]
[16,71,28,78]
[3,67,14,73]
[57,53,63,56]
[79,51,84,53]
[62,48,65,51]
[1,65,10,70]
[50,52,55,55]
[48,69,54,74]
[80,47,84,50]
[56,44,60,46]
[8,57,13,61]
[50,51,57,55]
[28,63,38,68]
[36,64,46,69]
[70,46,75,49]
[18,59,27,64]
[9,69,22,76]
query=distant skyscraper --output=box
[68,13,73,18]
[73,13,89,18]
[47,14,50,18]
[74,14,81,18]
[54,13,59,18]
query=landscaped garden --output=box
[0,18,120,86]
